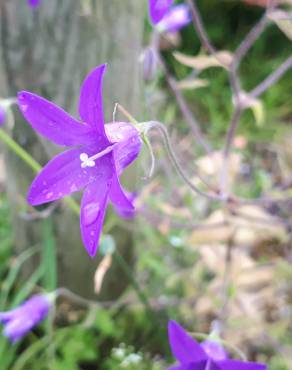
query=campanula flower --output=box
[149,1,191,33]
[18,64,142,257]
[0,295,51,343]
[27,0,41,8]
[168,320,267,370]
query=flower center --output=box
[80,144,115,168]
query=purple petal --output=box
[109,172,135,218]
[18,91,96,147]
[79,64,108,140]
[27,0,41,8]
[149,0,174,24]
[0,295,50,343]
[80,157,113,257]
[168,320,208,365]
[157,4,191,33]
[3,318,34,342]
[113,191,137,219]
[28,148,103,206]
[216,360,267,370]
[0,105,6,126]
[201,340,228,361]
[21,295,50,318]
[105,122,142,175]
[0,311,18,324]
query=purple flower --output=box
[27,0,41,8]
[149,0,174,25]
[0,105,5,126]
[168,320,268,370]
[156,4,191,33]
[18,64,142,257]
[0,295,51,343]
[149,1,191,33]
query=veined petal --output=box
[109,171,135,218]
[105,122,142,175]
[149,0,174,24]
[79,64,108,140]
[80,160,113,257]
[168,320,208,365]
[18,92,95,147]
[216,360,267,370]
[28,148,103,206]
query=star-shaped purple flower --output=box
[149,0,191,33]
[18,64,142,257]
[0,295,51,343]
[27,0,41,8]
[168,320,268,370]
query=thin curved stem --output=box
[220,107,242,195]
[250,55,292,99]
[143,121,222,201]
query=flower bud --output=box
[140,47,159,81]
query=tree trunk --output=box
[0,0,144,298]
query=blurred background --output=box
[0,0,291,369]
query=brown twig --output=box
[250,55,292,99]
[152,31,212,155]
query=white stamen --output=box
[79,144,116,168]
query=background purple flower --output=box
[0,295,51,343]
[149,0,174,25]
[156,4,191,33]
[18,64,142,257]
[168,320,267,370]
[27,0,41,8]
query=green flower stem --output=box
[0,128,41,173]
[0,128,80,215]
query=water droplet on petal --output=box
[82,202,100,226]
[70,184,77,192]
[20,104,28,112]
[46,192,54,199]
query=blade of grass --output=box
[41,218,57,291]
[11,264,44,307]
[0,246,39,310]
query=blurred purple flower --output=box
[168,320,268,370]
[149,0,174,25]
[149,1,191,33]
[0,105,5,126]
[18,64,142,258]
[156,4,191,33]
[0,295,51,343]
[27,0,41,8]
